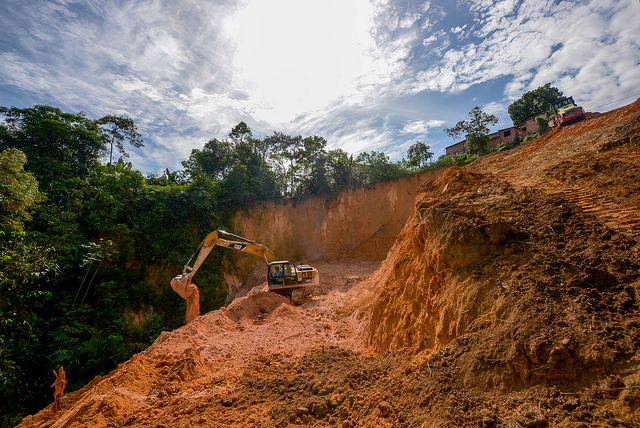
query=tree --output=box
[356,151,402,185]
[80,160,145,232]
[271,133,303,197]
[0,229,58,424]
[0,149,57,426]
[182,123,280,202]
[327,149,356,191]
[444,106,498,155]
[0,148,40,230]
[508,83,564,126]
[181,138,233,181]
[0,106,105,204]
[254,133,279,163]
[228,121,252,143]
[96,115,144,165]
[297,136,329,196]
[407,141,434,168]
[223,123,280,204]
[535,116,549,130]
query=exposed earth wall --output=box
[232,169,444,263]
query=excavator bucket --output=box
[170,274,201,324]
[170,275,194,300]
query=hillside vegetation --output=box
[14,99,640,427]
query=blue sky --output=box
[1,0,639,175]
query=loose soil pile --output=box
[18,100,640,428]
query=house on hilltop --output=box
[444,112,548,156]
[518,114,548,135]
[446,125,520,156]
[445,140,467,156]
[488,126,519,149]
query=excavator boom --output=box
[181,230,277,279]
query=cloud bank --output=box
[0,0,638,173]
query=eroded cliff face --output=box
[231,169,444,271]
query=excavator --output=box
[171,230,319,305]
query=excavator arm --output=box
[175,230,277,285]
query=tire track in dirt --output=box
[497,170,640,236]
[547,183,640,235]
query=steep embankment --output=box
[350,99,640,425]
[357,100,640,353]
[232,169,444,263]
[18,99,640,428]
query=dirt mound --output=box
[351,165,640,423]
[18,100,640,428]
[17,262,378,428]
[348,101,640,425]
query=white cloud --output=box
[0,52,52,96]
[400,119,444,135]
[409,0,640,113]
[482,101,504,118]
[227,0,384,124]
[2,0,638,174]
[423,29,446,46]
[1,0,430,170]
[400,12,422,29]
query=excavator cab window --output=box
[283,263,296,278]
[270,265,282,284]
[269,262,297,285]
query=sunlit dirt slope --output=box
[19,99,640,428]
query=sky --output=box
[1,0,639,175]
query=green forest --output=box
[0,105,476,426]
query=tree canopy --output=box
[444,106,499,155]
[0,148,40,230]
[96,115,144,165]
[508,83,564,126]
[407,141,434,168]
[0,106,105,200]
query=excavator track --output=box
[290,287,306,305]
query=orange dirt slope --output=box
[18,99,640,428]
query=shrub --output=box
[535,116,549,130]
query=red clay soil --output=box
[18,100,640,428]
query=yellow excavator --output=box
[171,230,319,305]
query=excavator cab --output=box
[267,261,313,304]
[268,262,298,286]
